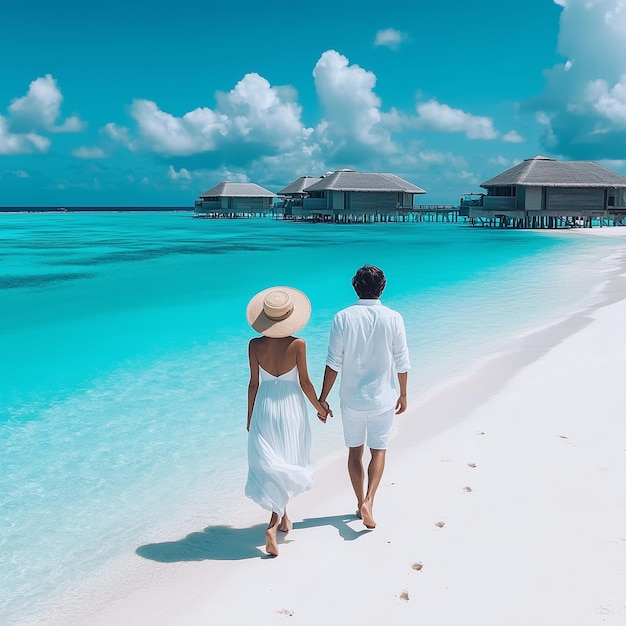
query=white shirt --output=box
[325,299,410,413]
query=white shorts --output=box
[340,405,395,450]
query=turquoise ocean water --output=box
[1,212,624,623]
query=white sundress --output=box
[245,364,314,515]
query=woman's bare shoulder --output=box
[289,337,307,355]
[248,336,265,351]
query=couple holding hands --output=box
[245,265,410,557]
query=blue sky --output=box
[1,0,626,206]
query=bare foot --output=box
[265,527,279,556]
[355,509,362,519]
[360,501,376,529]
[278,515,292,533]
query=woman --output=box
[245,286,329,557]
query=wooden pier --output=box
[288,205,459,223]
[193,208,283,219]
[467,209,626,229]
[193,204,460,222]
[412,205,460,222]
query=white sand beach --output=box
[41,229,626,626]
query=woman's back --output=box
[258,363,299,383]
[251,336,300,377]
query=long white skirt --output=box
[245,365,314,515]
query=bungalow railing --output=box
[301,198,328,211]
[482,196,517,211]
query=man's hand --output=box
[395,394,407,414]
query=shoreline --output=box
[31,229,626,625]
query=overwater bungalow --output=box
[278,175,322,200]
[194,182,277,218]
[277,176,322,217]
[282,169,426,222]
[462,155,626,228]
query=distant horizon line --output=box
[0,206,194,212]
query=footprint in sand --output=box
[467,462,477,468]
[464,486,473,492]
[399,590,410,601]
[411,562,423,571]
[276,609,294,616]
[435,520,446,528]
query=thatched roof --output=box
[481,156,626,188]
[277,176,322,196]
[304,169,426,193]
[199,182,276,198]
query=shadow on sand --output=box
[136,513,368,563]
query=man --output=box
[318,265,410,529]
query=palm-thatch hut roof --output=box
[277,176,322,196]
[481,155,626,188]
[304,169,426,194]
[199,182,276,198]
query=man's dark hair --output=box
[352,265,386,299]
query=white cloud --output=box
[0,116,50,154]
[0,169,30,179]
[488,155,515,167]
[54,115,85,133]
[129,99,227,155]
[108,73,313,157]
[253,146,326,185]
[9,75,62,129]
[532,0,626,157]
[374,28,408,50]
[535,111,557,146]
[104,122,135,148]
[416,151,469,172]
[216,73,311,148]
[313,50,397,156]
[210,168,250,183]
[536,111,551,126]
[600,158,626,169]
[415,100,498,139]
[72,146,106,159]
[585,74,626,127]
[167,165,192,180]
[416,150,448,165]
[502,130,525,143]
[107,50,406,168]
[458,170,478,183]
[8,74,84,133]
[0,74,84,154]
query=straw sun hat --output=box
[246,286,311,338]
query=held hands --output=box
[317,400,333,424]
